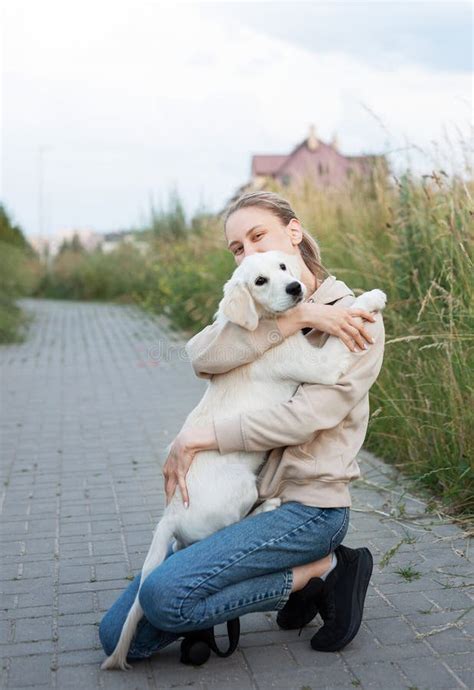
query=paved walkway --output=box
[1,298,472,690]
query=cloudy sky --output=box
[1,0,472,238]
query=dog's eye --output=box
[255,276,268,286]
[280,263,286,270]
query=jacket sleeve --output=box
[213,312,385,453]
[185,316,286,379]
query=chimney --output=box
[330,132,339,150]
[307,123,319,151]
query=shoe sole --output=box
[312,547,373,652]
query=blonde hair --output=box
[222,190,331,283]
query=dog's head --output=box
[218,250,306,330]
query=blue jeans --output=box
[99,501,350,660]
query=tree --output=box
[0,204,29,250]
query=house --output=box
[28,228,149,260]
[28,228,102,259]
[227,125,389,204]
[100,230,149,255]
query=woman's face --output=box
[225,207,302,266]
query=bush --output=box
[0,204,43,343]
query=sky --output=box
[1,0,472,239]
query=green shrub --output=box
[37,243,155,304]
[0,206,43,343]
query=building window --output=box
[281,174,291,186]
[318,163,323,175]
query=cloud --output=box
[2,0,471,236]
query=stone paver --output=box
[1,297,472,690]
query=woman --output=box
[99,191,385,661]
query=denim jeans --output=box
[99,501,350,660]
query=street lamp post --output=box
[37,145,53,267]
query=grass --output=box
[393,566,422,582]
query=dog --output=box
[100,249,386,670]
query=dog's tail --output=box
[100,513,176,671]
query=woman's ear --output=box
[220,281,259,330]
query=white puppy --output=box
[101,250,386,670]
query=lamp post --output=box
[37,145,53,267]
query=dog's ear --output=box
[220,281,259,331]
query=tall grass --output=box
[140,213,235,330]
[287,169,473,520]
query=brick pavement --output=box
[0,298,472,690]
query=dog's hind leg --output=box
[172,538,186,552]
[100,513,176,671]
[248,497,282,517]
[140,513,177,581]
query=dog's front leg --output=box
[278,334,352,386]
[279,288,386,386]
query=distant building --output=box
[28,228,149,260]
[100,230,148,255]
[227,124,389,205]
[28,228,102,259]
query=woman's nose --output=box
[244,247,265,258]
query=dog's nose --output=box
[285,281,302,296]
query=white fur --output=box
[101,250,387,670]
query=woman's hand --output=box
[277,302,375,352]
[162,425,219,507]
[303,302,376,352]
[277,302,377,352]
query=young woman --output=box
[99,191,385,660]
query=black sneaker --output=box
[310,544,373,652]
[276,574,326,635]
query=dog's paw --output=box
[351,289,387,314]
[248,498,282,516]
[367,289,387,311]
[261,497,282,512]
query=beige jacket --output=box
[185,274,386,508]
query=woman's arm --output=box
[213,311,385,453]
[185,315,288,379]
[186,301,376,379]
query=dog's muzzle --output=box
[286,281,303,299]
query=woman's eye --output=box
[280,263,286,270]
[254,233,264,240]
[234,247,243,255]
[255,276,268,286]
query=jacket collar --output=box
[306,274,355,305]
